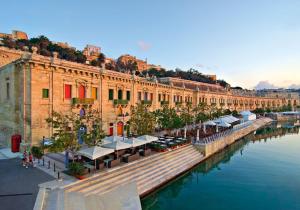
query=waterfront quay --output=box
[35,118,272,210]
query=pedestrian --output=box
[29,152,33,167]
[22,151,27,167]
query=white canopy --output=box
[137,135,158,144]
[123,138,147,147]
[215,115,239,124]
[203,121,216,126]
[77,146,114,160]
[102,140,132,150]
[217,121,231,127]
[102,136,128,145]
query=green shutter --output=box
[42,89,49,98]
[126,91,130,100]
[109,89,114,100]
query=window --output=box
[92,87,98,100]
[65,84,72,99]
[126,91,130,100]
[174,95,176,102]
[150,93,153,101]
[158,94,161,102]
[138,92,142,100]
[109,89,114,100]
[118,89,123,100]
[144,92,148,100]
[78,85,85,99]
[42,89,49,98]
[6,83,10,100]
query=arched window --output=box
[118,89,123,100]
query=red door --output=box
[78,85,85,99]
[109,127,113,136]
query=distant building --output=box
[0,30,28,40]
[118,54,155,72]
[53,42,76,50]
[83,45,101,62]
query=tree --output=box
[82,109,105,146]
[180,106,194,125]
[46,111,82,167]
[129,103,156,135]
[155,106,183,132]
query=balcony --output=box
[175,101,183,106]
[113,99,129,106]
[160,101,169,106]
[72,98,94,105]
[141,100,152,105]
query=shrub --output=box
[68,162,85,176]
[31,146,43,159]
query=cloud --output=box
[137,40,151,51]
[254,81,279,90]
[289,84,300,89]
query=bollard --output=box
[54,162,56,172]
[57,171,60,180]
[43,158,45,166]
[48,160,50,169]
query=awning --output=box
[217,121,231,127]
[77,146,114,160]
[137,135,158,144]
[101,136,128,145]
[203,121,216,126]
[123,138,147,147]
[102,140,132,150]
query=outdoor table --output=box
[84,162,95,173]
[103,158,113,168]
[122,153,131,162]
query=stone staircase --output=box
[63,145,204,197]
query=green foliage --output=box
[90,53,106,67]
[31,146,43,159]
[180,106,194,125]
[1,35,87,64]
[129,103,156,135]
[68,162,85,176]
[232,110,239,117]
[155,106,183,130]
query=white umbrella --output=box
[101,140,132,150]
[204,121,216,126]
[184,127,187,138]
[216,125,219,133]
[196,129,200,141]
[217,121,231,128]
[123,138,146,147]
[77,146,114,160]
[137,135,158,144]
[101,136,126,145]
[203,124,206,134]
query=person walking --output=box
[29,152,33,167]
[22,151,27,167]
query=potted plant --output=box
[68,162,86,179]
[31,146,43,165]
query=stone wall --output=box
[0,47,22,68]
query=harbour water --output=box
[142,122,300,210]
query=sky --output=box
[1,0,300,89]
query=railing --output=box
[160,101,169,105]
[141,100,152,105]
[113,99,129,105]
[72,98,94,105]
[194,121,253,145]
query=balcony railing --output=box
[72,98,94,105]
[160,101,169,105]
[175,101,183,106]
[141,100,152,105]
[113,99,129,105]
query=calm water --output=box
[142,122,300,210]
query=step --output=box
[83,147,201,196]
[66,145,194,192]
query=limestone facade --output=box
[0,49,299,146]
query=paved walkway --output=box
[0,158,54,210]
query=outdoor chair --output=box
[109,159,120,168]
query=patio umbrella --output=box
[203,124,206,134]
[101,136,126,145]
[137,135,158,144]
[203,121,216,126]
[123,138,146,147]
[217,121,231,128]
[101,139,132,159]
[184,127,187,139]
[77,146,114,160]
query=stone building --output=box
[0,48,299,147]
[0,30,28,41]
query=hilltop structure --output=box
[0,47,299,147]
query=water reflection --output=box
[142,121,300,210]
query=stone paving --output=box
[0,158,54,210]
